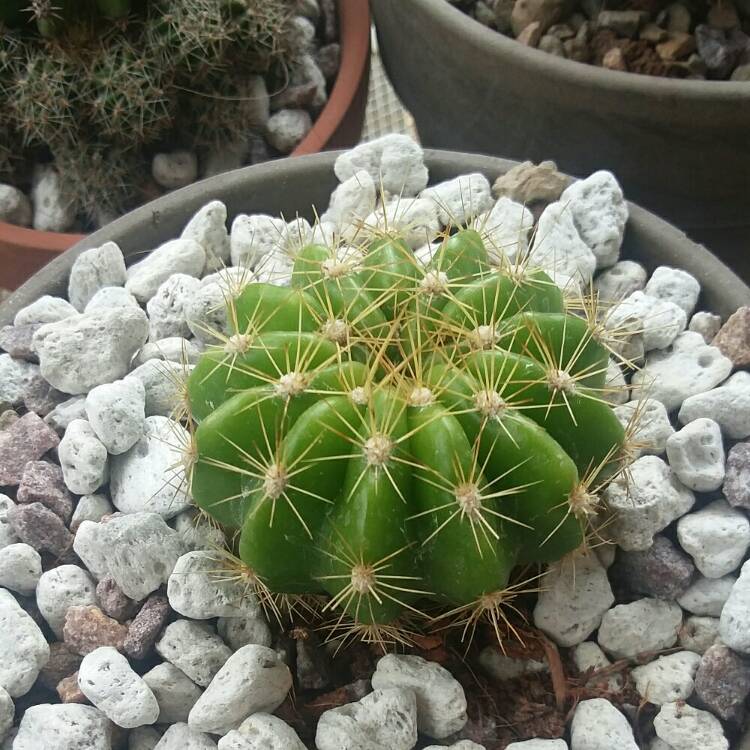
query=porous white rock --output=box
[147,274,202,341]
[0,587,49,697]
[264,109,312,153]
[689,311,722,343]
[127,359,191,418]
[371,653,467,739]
[631,332,732,411]
[152,151,198,190]
[33,306,149,394]
[36,564,97,638]
[126,239,206,304]
[528,202,597,284]
[110,415,191,518]
[679,615,721,653]
[506,742,568,749]
[653,702,728,750]
[279,217,314,257]
[0,495,17,550]
[156,620,231,687]
[666,419,725,491]
[644,266,701,316]
[719,560,750,653]
[679,371,750,439]
[184,284,230,344]
[0,543,41,595]
[322,169,377,232]
[84,286,139,313]
[420,172,493,226]
[58,420,109,494]
[188,645,292,734]
[598,598,682,659]
[479,646,548,681]
[631,651,701,705]
[68,242,128,311]
[481,196,534,263]
[614,398,674,456]
[78,647,159,728]
[44,395,87,433]
[560,171,628,269]
[217,613,272,651]
[0,184,31,226]
[154,723,217,750]
[605,291,686,352]
[134,337,201,367]
[182,200,231,272]
[604,455,694,551]
[143,663,203,724]
[14,295,78,326]
[365,196,441,249]
[31,165,75,232]
[0,686,12,744]
[70,493,113,532]
[0,355,38,407]
[217,713,306,750]
[534,553,614,647]
[594,260,647,302]
[677,499,749,578]
[230,214,286,268]
[572,641,622,692]
[570,698,637,750]
[85,378,146,455]
[168,551,259,619]
[334,134,429,196]
[172,509,226,552]
[252,246,294,286]
[73,512,185,600]
[13,704,113,750]
[315,687,418,750]
[604,358,629,405]
[678,575,736,616]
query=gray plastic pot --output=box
[370,0,750,280]
[1,150,748,327]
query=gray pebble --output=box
[0,543,41,595]
[36,565,98,638]
[156,620,231,687]
[59,420,109,495]
[85,378,146,455]
[68,242,127,311]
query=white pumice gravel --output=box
[58,419,109,494]
[143,662,203,724]
[0,495,17,550]
[594,259,647,302]
[644,266,701,316]
[481,196,534,263]
[0,543,41,595]
[653,702,728,750]
[69,493,114,531]
[172,509,226,553]
[156,620,232,687]
[613,398,674,456]
[719,559,750,653]
[43,395,87,433]
[678,371,750,439]
[689,311,722,342]
[315,687,418,750]
[67,241,128,311]
[181,200,231,272]
[665,418,725,491]
[130,727,164,750]
[420,172,493,226]
[109,415,191,518]
[0,356,40,407]
[216,614,272,651]
[187,644,292,734]
[371,653,467,739]
[533,553,614,647]
[678,574,736,616]
[605,290,687,352]
[147,274,203,341]
[679,615,721,653]
[85,378,146,455]
[572,641,622,692]
[35,564,98,638]
[630,650,701,704]
[479,646,548,681]
[217,712,306,750]
[677,499,750,578]
[598,598,682,659]
[570,698,638,750]
[127,359,191,417]
[365,196,441,249]
[84,285,140,312]
[13,704,113,750]
[229,214,286,268]
[154,722,217,750]
[322,169,376,233]
[14,295,78,326]
[134,337,201,367]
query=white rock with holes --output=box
[631,651,701,705]
[644,266,701,316]
[188,645,292,735]
[666,419,725,491]
[631,332,732,411]
[147,274,202,341]
[677,500,750,578]
[31,165,75,232]
[36,564,97,638]
[74,512,185,600]
[534,553,614,647]
[598,598,682,659]
[217,613,272,651]
[84,286,140,312]
[127,359,191,418]
[68,242,128,311]
[252,246,294,286]
[605,291,686,352]
[173,510,226,553]
[678,575,735,617]
[315,687,418,750]
[14,295,78,326]
[143,663,203,724]
[604,455,694,551]
[595,260,647,302]
[78,647,159,728]
[156,620,231,687]
[13,704,113,750]
[570,698,638,750]
[653,702,728,750]
[481,196,534,263]
[420,172,493,226]
[167,551,259,619]
[184,283,229,344]
[365,197,440,249]
[217,713,306,750]
[322,169,377,232]
[0,356,39,406]
[154,723,217,750]
[109,415,191,518]
[280,218,314,257]
[679,371,750,439]
[126,239,206,304]
[719,560,750,653]
[134,337,202,367]
[334,133,429,196]
[182,200,231,272]
[0,543,41,596]
[85,378,146,455]
[679,615,721,654]
[230,214,286,268]
[560,171,628,269]
[69,493,113,531]
[613,398,674,456]
[58,420,109,494]
[689,311,722,343]
[371,654,467,739]
[604,358,629,405]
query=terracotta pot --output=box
[370,0,750,281]
[2,149,748,328]
[0,0,370,291]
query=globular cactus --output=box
[185,228,627,645]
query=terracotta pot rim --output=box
[423,0,750,100]
[0,0,370,257]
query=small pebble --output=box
[679,615,721,654]
[36,641,83,692]
[0,411,59,485]
[155,723,217,749]
[572,641,622,692]
[130,726,162,750]
[152,151,199,190]
[678,574,736,616]
[0,543,41,595]
[31,165,75,232]
[44,395,87,434]
[36,565,98,638]
[8,502,73,558]
[14,296,78,327]
[218,712,306,749]
[420,172,493,227]
[653,702,728,750]
[217,613,272,651]
[0,685,12,743]
[598,598,682,659]
[96,577,139,622]
[0,356,41,409]
[264,109,312,154]
[56,672,87,704]
[606,291,686,352]
[644,266,701,316]
[0,495,18,551]
[59,420,109,495]
[156,620,231,687]
[16,460,73,522]
[173,510,226,553]
[0,183,32,226]
[84,286,140,312]
[182,201,231,272]
[147,274,202,342]
[481,196,534,263]
[134,337,201,367]
[724,441,750,509]
[229,213,286,269]
[631,651,701,705]
[68,242,127,311]
[719,559,750,653]
[570,698,638,750]
[13,703,113,750]
[123,594,170,660]
[127,359,191,418]
[143,662,203,724]
[70,493,114,533]
[694,642,750,721]
[690,311,722,342]
[679,371,750,439]
[666,418,725,492]
[479,646,548,681]
[0,323,40,360]
[63,605,128,655]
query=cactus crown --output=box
[185,221,629,648]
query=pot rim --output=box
[416,0,750,100]
[0,0,371,255]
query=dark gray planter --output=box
[1,150,748,326]
[371,0,750,280]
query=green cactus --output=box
[185,229,627,644]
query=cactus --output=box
[185,228,627,645]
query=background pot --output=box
[370,0,750,281]
[2,149,748,328]
[0,0,371,291]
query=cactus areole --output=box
[187,229,626,643]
